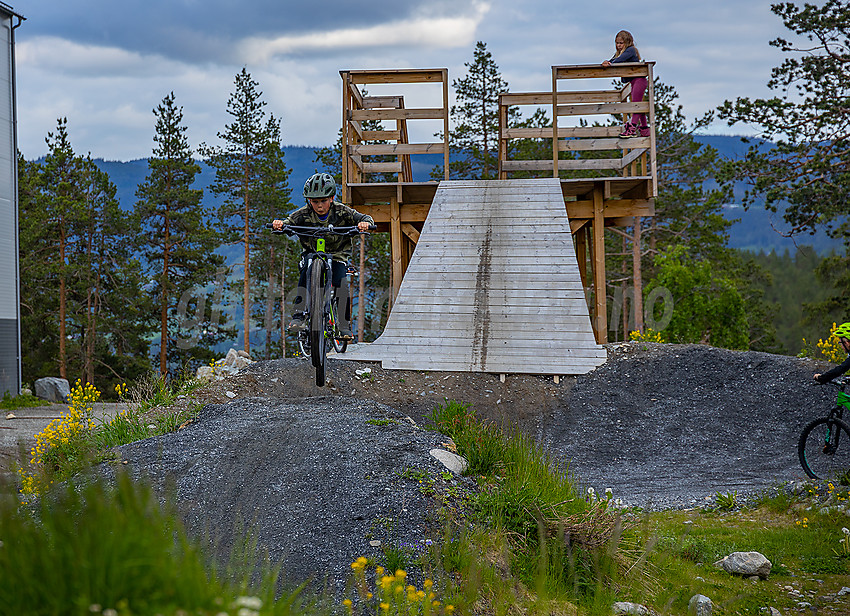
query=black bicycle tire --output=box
[331,297,348,353]
[798,414,850,480]
[309,259,327,386]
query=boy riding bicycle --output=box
[814,322,850,383]
[272,173,374,340]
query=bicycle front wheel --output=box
[798,415,850,481]
[309,258,327,386]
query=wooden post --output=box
[592,185,608,343]
[390,195,403,307]
[442,69,450,180]
[341,71,350,204]
[632,217,644,333]
[551,68,559,178]
[646,63,658,197]
[574,227,587,291]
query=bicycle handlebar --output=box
[266,223,376,236]
[818,376,848,390]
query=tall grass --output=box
[0,473,318,616]
[428,400,626,606]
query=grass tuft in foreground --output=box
[0,472,318,616]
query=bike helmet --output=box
[303,172,336,199]
[834,322,850,340]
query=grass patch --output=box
[16,371,204,500]
[0,391,49,410]
[0,473,318,616]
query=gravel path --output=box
[9,342,838,594]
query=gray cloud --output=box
[20,0,484,63]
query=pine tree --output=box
[136,92,224,374]
[442,42,517,180]
[247,114,293,359]
[199,69,283,354]
[18,155,58,379]
[718,0,850,325]
[40,118,86,379]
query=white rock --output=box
[225,391,237,399]
[237,349,250,358]
[714,552,772,579]
[224,348,239,366]
[429,449,468,474]
[688,594,712,616]
[196,366,214,381]
[838,587,850,596]
[612,602,651,616]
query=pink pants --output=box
[629,77,648,127]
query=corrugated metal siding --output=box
[0,319,16,394]
[0,13,19,396]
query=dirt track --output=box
[189,341,835,508]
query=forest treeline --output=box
[17,1,849,394]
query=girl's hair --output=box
[615,30,641,60]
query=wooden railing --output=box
[498,62,656,197]
[340,69,450,203]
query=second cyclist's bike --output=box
[270,223,373,387]
[798,377,850,481]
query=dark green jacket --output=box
[282,201,375,261]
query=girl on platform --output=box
[602,30,648,138]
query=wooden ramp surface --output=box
[341,179,608,374]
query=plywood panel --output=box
[341,179,607,374]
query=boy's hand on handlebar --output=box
[357,221,372,232]
[272,219,285,231]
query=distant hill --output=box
[83,136,842,256]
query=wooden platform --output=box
[340,179,608,374]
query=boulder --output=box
[429,448,468,474]
[196,366,214,382]
[714,552,772,579]
[34,377,70,403]
[688,594,712,616]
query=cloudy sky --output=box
[13,0,790,161]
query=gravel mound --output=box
[108,397,458,594]
[90,342,837,593]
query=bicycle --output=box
[269,223,374,387]
[798,377,850,481]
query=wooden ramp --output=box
[342,179,608,374]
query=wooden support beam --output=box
[401,223,420,244]
[567,198,654,219]
[348,68,447,84]
[556,101,650,117]
[351,108,445,121]
[592,185,608,343]
[349,143,446,155]
[390,196,403,308]
[574,225,588,291]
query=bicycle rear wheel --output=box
[798,415,850,481]
[309,259,327,386]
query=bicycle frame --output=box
[269,223,373,386]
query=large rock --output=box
[714,552,772,579]
[430,448,468,474]
[688,594,712,616]
[34,377,70,403]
